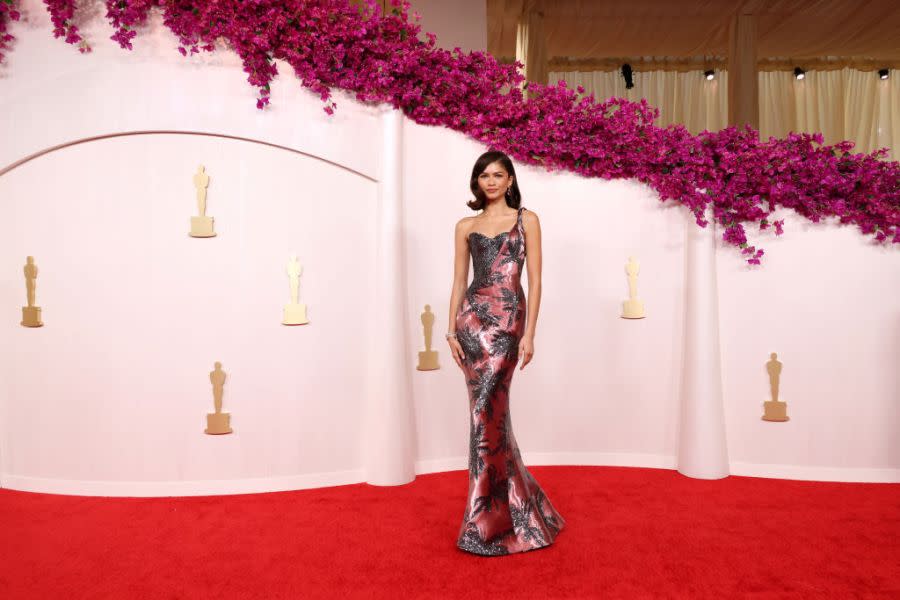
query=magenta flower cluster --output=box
[43,0,89,52]
[4,0,899,264]
[0,0,20,61]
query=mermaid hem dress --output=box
[455,206,566,556]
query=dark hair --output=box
[467,150,521,211]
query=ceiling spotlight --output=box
[704,69,715,80]
[794,67,805,80]
[621,63,634,89]
[878,68,889,80]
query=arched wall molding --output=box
[0,21,384,182]
[0,131,379,183]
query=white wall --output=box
[1,1,897,496]
[403,127,687,473]
[2,133,378,494]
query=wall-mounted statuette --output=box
[189,165,216,238]
[621,256,646,319]
[762,352,789,422]
[204,361,233,434]
[282,255,310,325]
[416,304,439,370]
[21,256,43,327]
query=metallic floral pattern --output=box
[455,206,565,556]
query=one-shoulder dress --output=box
[455,206,565,556]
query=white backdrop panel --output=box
[1,0,897,494]
[1,133,377,491]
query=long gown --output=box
[455,205,565,556]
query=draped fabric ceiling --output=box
[488,0,900,70]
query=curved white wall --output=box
[2,132,379,494]
[2,2,898,495]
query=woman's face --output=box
[477,161,513,201]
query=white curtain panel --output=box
[552,68,900,158]
[553,69,728,134]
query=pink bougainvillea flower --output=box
[8,0,897,264]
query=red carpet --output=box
[1,466,897,599]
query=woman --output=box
[446,150,565,556]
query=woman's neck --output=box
[481,200,514,217]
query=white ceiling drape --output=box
[553,69,728,133]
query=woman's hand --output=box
[447,336,466,370]
[518,334,534,370]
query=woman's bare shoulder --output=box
[521,208,540,225]
[455,215,476,231]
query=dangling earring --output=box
[506,187,511,197]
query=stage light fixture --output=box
[704,70,715,80]
[621,63,634,89]
[878,68,889,80]
[794,67,805,80]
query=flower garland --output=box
[3,0,898,264]
[44,0,88,51]
[0,0,20,61]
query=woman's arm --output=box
[447,217,471,367]
[520,209,542,368]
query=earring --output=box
[506,187,511,197]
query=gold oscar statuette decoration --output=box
[762,352,789,422]
[282,255,310,325]
[204,361,233,434]
[621,256,646,319]
[416,304,439,370]
[189,165,216,238]
[21,256,43,327]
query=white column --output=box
[677,205,729,479]
[363,107,416,486]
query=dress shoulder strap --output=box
[515,207,527,253]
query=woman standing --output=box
[446,150,565,556]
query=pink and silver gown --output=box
[455,206,565,556]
